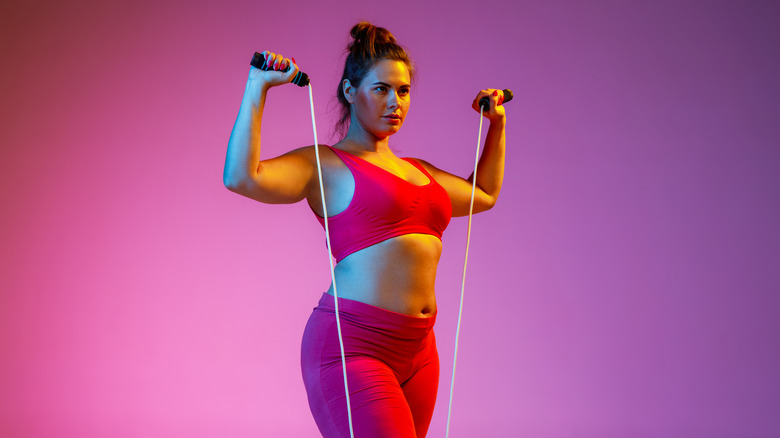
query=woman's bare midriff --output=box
[326,233,442,317]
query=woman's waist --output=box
[315,292,436,332]
[325,234,441,316]
[329,266,438,317]
[325,286,436,319]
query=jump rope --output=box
[252,52,511,437]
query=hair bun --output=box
[349,22,396,59]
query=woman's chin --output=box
[370,128,401,140]
[382,124,403,137]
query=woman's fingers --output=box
[252,51,300,86]
[471,89,493,112]
[472,89,506,121]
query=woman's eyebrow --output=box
[370,81,411,88]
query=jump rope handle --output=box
[479,89,513,111]
[250,51,310,87]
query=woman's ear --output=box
[342,79,356,104]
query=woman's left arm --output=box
[419,89,506,217]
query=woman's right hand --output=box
[249,51,300,88]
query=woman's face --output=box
[345,59,411,139]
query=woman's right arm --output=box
[223,52,314,204]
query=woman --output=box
[224,22,506,438]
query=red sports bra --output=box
[314,146,452,262]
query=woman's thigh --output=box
[401,350,439,438]
[304,353,418,437]
[345,356,418,437]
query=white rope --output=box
[308,80,486,438]
[445,105,484,438]
[308,83,355,438]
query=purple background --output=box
[2,0,779,436]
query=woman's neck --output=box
[342,125,393,155]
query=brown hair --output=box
[335,22,415,136]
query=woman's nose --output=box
[387,91,399,108]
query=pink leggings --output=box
[301,292,439,438]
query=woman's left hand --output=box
[472,89,507,123]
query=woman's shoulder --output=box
[279,144,335,161]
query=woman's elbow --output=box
[476,191,498,212]
[480,196,497,212]
[223,171,237,191]
[223,171,249,194]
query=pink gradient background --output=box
[2,0,779,436]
